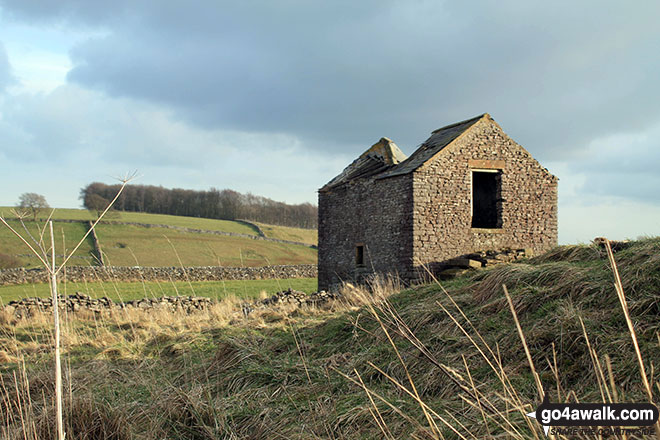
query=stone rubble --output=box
[436,248,529,280]
[1,248,531,319]
[242,288,341,316]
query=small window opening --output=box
[471,171,502,228]
[355,245,365,267]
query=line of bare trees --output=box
[80,182,318,229]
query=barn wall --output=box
[317,174,413,291]
[411,117,558,272]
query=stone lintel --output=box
[468,159,505,169]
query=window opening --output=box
[355,244,365,267]
[471,170,502,228]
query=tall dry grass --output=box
[340,239,660,439]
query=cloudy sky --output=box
[0,1,659,243]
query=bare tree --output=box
[17,192,50,221]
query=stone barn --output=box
[317,113,558,291]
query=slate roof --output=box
[321,114,487,190]
[375,114,486,179]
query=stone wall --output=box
[411,116,557,276]
[3,289,339,319]
[0,264,317,286]
[3,293,215,318]
[318,173,413,291]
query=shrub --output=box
[0,252,22,269]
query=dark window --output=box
[355,245,364,266]
[471,171,502,228]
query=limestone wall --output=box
[0,264,317,286]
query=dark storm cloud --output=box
[2,0,660,160]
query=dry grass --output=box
[341,239,660,439]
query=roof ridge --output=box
[373,113,490,180]
[431,113,488,134]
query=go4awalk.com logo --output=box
[526,395,658,436]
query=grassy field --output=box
[0,209,317,268]
[254,221,317,245]
[2,238,659,438]
[0,207,260,235]
[0,278,318,303]
[95,223,316,267]
[0,220,95,267]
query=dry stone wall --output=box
[0,264,317,286]
[3,288,339,319]
[4,293,215,318]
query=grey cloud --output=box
[566,125,660,203]
[0,42,12,93]
[2,1,660,162]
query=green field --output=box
[0,277,317,303]
[0,219,95,267]
[0,208,317,268]
[254,221,317,245]
[95,223,316,267]
[0,207,260,235]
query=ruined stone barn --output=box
[317,113,558,290]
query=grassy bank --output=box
[2,238,659,438]
[0,220,95,267]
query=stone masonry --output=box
[318,114,557,290]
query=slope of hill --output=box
[2,238,658,438]
[0,207,260,235]
[0,219,95,267]
[0,208,316,268]
[253,221,317,246]
[95,223,316,267]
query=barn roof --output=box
[375,113,486,179]
[321,137,407,190]
[320,114,488,191]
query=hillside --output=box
[0,208,317,268]
[2,238,658,438]
[253,221,317,245]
